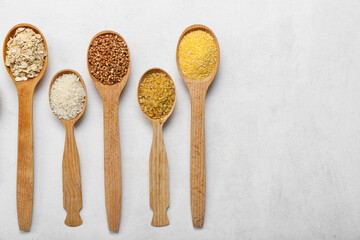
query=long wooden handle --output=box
[16,86,35,231]
[190,91,207,228]
[63,122,83,227]
[103,100,121,232]
[149,121,169,227]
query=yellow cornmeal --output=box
[138,72,175,121]
[178,30,217,80]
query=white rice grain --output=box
[50,73,86,120]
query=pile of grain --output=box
[50,74,86,120]
[5,27,47,81]
[88,33,130,85]
[178,30,217,80]
[138,71,175,121]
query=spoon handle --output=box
[149,121,169,227]
[63,122,83,227]
[103,100,121,232]
[190,90,207,228]
[16,86,35,231]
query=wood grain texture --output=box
[189,84,207,227]
[137,68,175,227]
[102,92,122,231]
[3,23,48,231]
[16,82,36,231]
[149,120,169,227]
[49,69,87,227]
[87,31,131,232]
[176,25,219,228]
[63,122,83,227]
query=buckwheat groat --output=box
[88,33,130,85]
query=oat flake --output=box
[5,27,47,81]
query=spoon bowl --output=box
[87,30,131,232]
[87,30,131,93]
[176,24,220,87]
[3,23,48,231]
[49,69,87,124]
[49,69,87,227]
[137,68,176,227]
[137,68,176,124]
[3,23,48,86]
[176,24,220,228]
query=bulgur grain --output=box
[138,72,175,121]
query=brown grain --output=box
[88,33,129,85]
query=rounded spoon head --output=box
[3,23,48,86]
[176,24,220,86]
[137,68,176,124]
[87,30,131,92]
[49,69,87,124]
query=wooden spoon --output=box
[49,69,87,227]
[87,31,131,232]
[137,68,176,227]
[3,23,48,231]
[176,24,220,228]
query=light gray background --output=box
[1,0,360,239]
